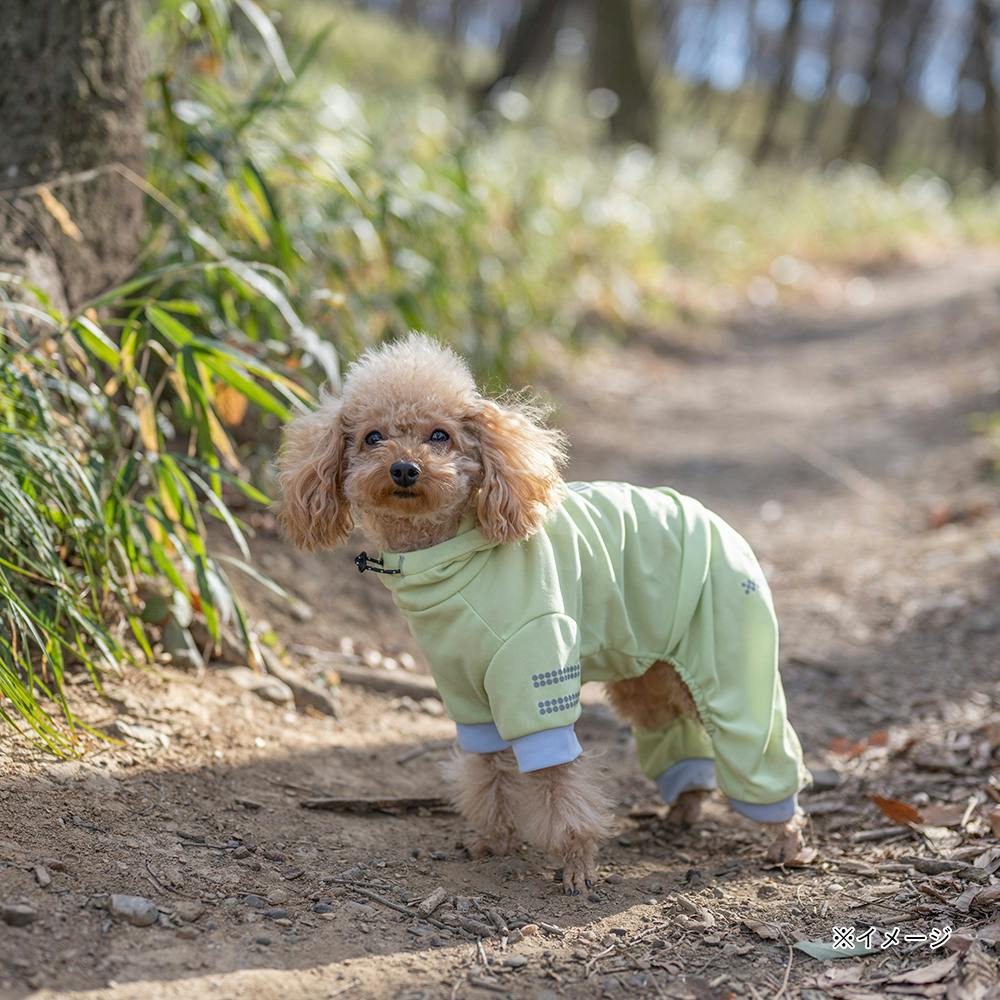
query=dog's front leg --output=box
[446,749,520,858]
[514,754,614,895]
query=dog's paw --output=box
[764,810,808,864]
[665,789,710,828]
[467,833,512,860]
[557,857,596,895]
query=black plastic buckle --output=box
[354,551,400,575]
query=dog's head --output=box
[277,333,567,550]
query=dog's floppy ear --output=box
[471,396,567,544]
[276,397,353,550]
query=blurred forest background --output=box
[2,0,999,748]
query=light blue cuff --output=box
[728,794,798,823]
[511,725,582,772]
[455,722,510,753]
[655,758,717,804]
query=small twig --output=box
[396,740,453,765]
[339,884,430,919]
[0,163,122,198]
[468,978,507,994]
[301,794,453,814]
[852,825,913,843]
[584,944,617,978]
[418,886,449,918]
[449,915,497,937]
[773,945,794,999]
[135,779,165,818]
[328,662,441,701]
[918,883,951,903]
[66,815,108,835]
[774,429,911,521]
[328,979,361,999]
[336,884,473,936]
[144,861,167,895]
[960,795,980,828]
[262,776,338,797]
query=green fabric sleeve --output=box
[483,613,582,743]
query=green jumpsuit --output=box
[375,482,809,821]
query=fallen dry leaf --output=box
[927,501,990,529]
[954,885,984,913]
[886,954,959,985]
[743,919,781,940]
[918,825,963,851]
[920,803,968,828]
[807,962,865,988]
[979,718,1000,749]
[952,943,999,998]
[988,806,1000,840]
[945,933,976,953]
[972,885,1000,909]
[883,985,948,998]
[829,730,890,758]
[214,382,249,427]
[977,923,1000,944]
[973,846,1000,874]
[870,794,923,826]
[782,845,819,866]
[37,185,83,241]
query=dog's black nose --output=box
[390,461,420,487]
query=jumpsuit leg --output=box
[634,713,717,805]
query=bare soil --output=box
[2,253,999,1000]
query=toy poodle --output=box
[277,333,809,893]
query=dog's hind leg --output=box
[665,788,711,827]
[443,749,520,858]
[607,660,716,828]
[605,659,700,731]
[764,809,808,863]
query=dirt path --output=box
[2,255,999,1000]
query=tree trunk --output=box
[0,0,145,312]
[972,0,999,177]
[872,0,933,172]
[754,0,805,162]
[837,0,900,161]
[473,0,571,108]
[589,0,658,146]
[687,0,721,115]
[802,0,850,153]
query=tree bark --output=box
[837,0,901,161]
[971,0,999,177]
[754,0,805,162]
[869,0,933,171]
[0,0,145,312]
[589,0,658,146]
[802,0,850,153]
[473,0,571,109]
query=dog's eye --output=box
[429,429,450,443]
[364,431,384,447]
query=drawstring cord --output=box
[354,551,401,575]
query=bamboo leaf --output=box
[233,0,294,83]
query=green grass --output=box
[0,261,306,751]
[158,1,1000,371]
[4,0,1000,748]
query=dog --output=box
[277,333,809,893]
